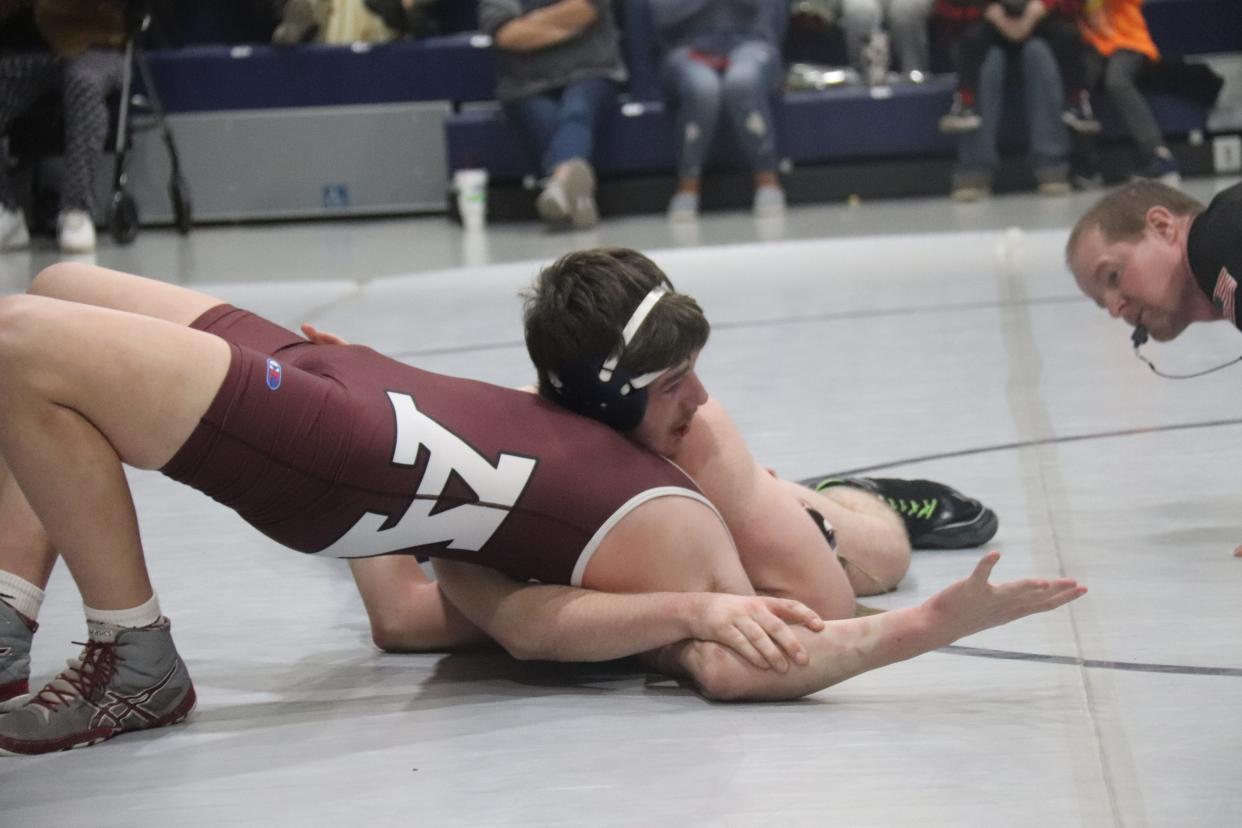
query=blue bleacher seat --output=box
[145,33,497,113]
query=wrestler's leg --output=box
[777,479,912,596]
[28,261,224,324]
[655,552,1085,701]
[0,454,53,589]
[0,294,230,610]
[666,399,859,619]
[0,265,225,597]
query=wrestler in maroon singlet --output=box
[161,306,717,586]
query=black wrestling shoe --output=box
[804,476,999,550]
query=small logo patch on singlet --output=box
[265,358,282,391]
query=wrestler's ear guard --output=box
[547,287,668,431]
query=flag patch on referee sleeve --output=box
[1213,267,1237,324]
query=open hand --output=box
[690,594,825,673]
[923,551,1086,641]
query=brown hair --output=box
[521,247,710,396]
[1065,181,1204,262]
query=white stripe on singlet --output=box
[569,486,728,587]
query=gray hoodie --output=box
[480,0,627,102]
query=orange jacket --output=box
[1080,0,1158,61]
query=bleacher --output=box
[126,0,1241,224]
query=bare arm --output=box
[670,399,857,621]
[1010,0,1048,40]
[493,0,598,53]
[660,552,1087,701]
[432,558,824,671]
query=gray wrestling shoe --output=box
[0,618,196,755]
[0,596,36,712]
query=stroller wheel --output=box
[170,176,192,235]
[109,190,140,244]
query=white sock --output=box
[0,570,44,621]
[85,593,161,640]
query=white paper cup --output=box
[454,168,488,231]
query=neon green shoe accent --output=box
[885,497,939,519]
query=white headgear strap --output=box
[597,287,668,389]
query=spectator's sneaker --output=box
[950,169,991,202]
[752,184,786,217]
[0,618,196,755]
[535,179,571,226]
[537,159,598,230]
[561,158,599,229]
[939,94,981,133]
[273,0,320,45]
[0,597,36,712]
[1062,94,1101,134]
[804,476,1000,549]
[56,209,95,253]
[1035,165,1072,197]
[667,191,699,222]
[0,205,30,252]
[1133,146,1181,187]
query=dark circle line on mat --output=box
[386,293,1088,361]
[818,417,1242,477]
[941,645,1242,677]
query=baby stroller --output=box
[110,0,191,242]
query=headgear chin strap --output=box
[547,286,669,431]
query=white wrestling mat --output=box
[1,183,1239,826]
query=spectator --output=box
[839,0,934,84]
[364,0,446,39]
[1079,0,1178,184]
[0,0,126,253]
[937,0,1099,135]
[626,0,789,222]
[947,36,1074,200]
[479,0,627,230]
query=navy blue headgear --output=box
[547,287,669,431]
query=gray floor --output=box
[1,182,1240,826]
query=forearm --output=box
[674,604,943,701]
[348,558,489,652]
[494,0,598,53]
[472,586,707,662]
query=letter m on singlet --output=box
[321,391,536,558]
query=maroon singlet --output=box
[160,306,716,586]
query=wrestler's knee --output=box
[0,296,61,411]
[29,262,84,299]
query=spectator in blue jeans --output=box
[628,0,789,221]
[951,37,1072,201]
[479,0,627,229]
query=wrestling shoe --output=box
[0,596,36,711]
[806,476,999,549]
[0,618,196,755]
